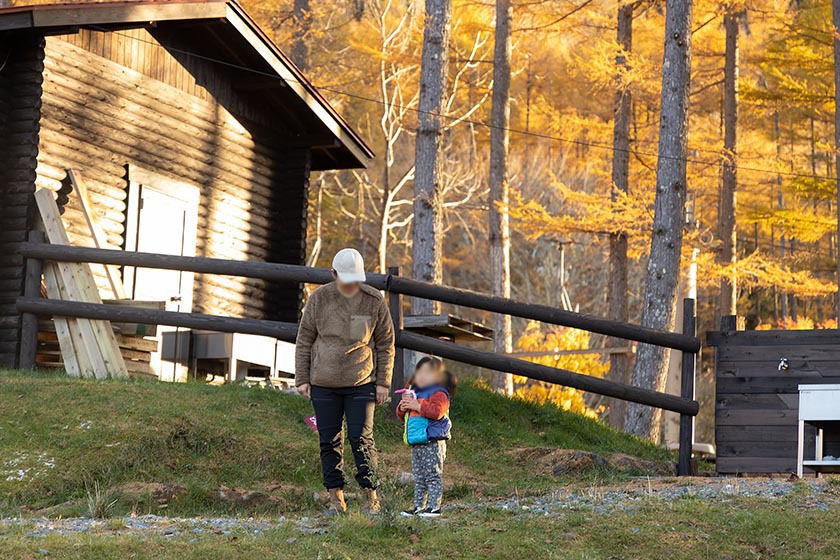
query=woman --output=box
[294,248,395,515]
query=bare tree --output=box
[413,0,452,314]
[607,0,634,426]
[489,0,513,394]
[624,0,693,440]
[373,0,420,272]
[718,10,741,318]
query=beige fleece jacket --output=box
[294,282,395,388]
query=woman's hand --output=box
[375,386,389,405]
[296,383,311,399]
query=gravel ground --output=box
[469,477,839,517]
[1,478,837,539]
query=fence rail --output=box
[16,240,700,474]
[16,296,699,416]
[19,242,700,352]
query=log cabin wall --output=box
[711,328,840,474]
[35,29,309,324]
[0,34,44,368]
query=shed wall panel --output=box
[712,328,840,474]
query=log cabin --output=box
[0,1,373,378]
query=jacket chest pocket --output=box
[349,315,373,342]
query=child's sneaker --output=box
[399,508,420,517]
[418,508,441,518]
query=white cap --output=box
[332,248,366,283]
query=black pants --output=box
[311,383,377,489]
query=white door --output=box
[125,172,199,382]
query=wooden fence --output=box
[16,240,701,474]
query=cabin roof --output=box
[0,0,374,170]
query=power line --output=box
[88,25,836,183]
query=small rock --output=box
[286,537,298,544]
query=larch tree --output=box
[607,0,635,426]
[624,0,693,440]
[489,0,513,395]
[718,8,742,319]
[413,0,452,314]
[290,0,311,71]
[834,0,840,322]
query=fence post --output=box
[18,230,45,369]
[387,266,405,417]
[678,297,697,476]
[720,315,744,333]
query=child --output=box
[396,356,457,518]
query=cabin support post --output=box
[678,297,697,476]
[388,266,405,417]
[18,231,44,370]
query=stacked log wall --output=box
[0,35,44,368]
[37,32,309,323]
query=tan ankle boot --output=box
[327,488,347,515]
[362,488,380,515]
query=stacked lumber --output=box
[34,188,128,379]
[36,320,159,377]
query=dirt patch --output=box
[607,453,674,475]
[116,482,186,505]
[509,448,674,476]
[215,486,279,507]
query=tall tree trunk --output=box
[624,0,693,440]
[489,0,514,395]
[412,0,451,315]
[306,176,324,268]
[380,138,393,273]
[718,11,739,318]
[608,0,634,428]
[834,0,840,322]
[775,112,788,320]
[290,0,311,71]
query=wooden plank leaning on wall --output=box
[67,168,128,299]
[34,188,128,379]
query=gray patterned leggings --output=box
[411,440,446,510]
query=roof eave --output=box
[0,1,228,31]
[223,2,373,168]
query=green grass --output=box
[0,369,667,517]
[1,496,839,559]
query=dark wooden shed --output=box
[710,325,840,474]
[0,0,373,371]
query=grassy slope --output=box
[0,370,666,516]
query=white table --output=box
[797,384,840,478]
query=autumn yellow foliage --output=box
[512,321,607,420]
